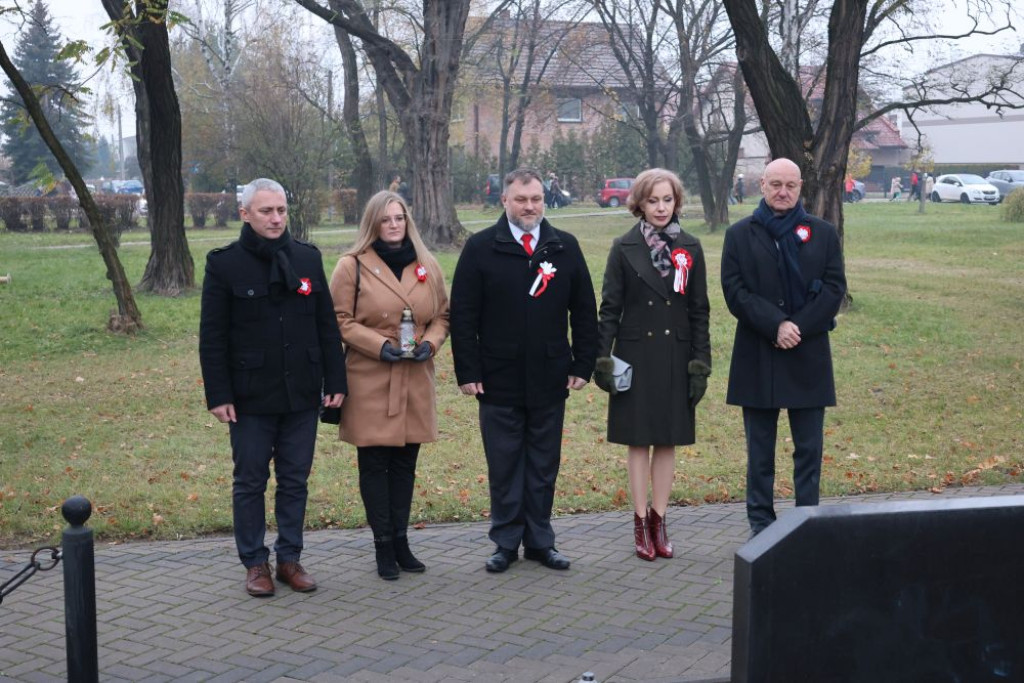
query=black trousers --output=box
[743,406,825,533]
[357,444,420,539]
[229,409,318,567]
[479,401,565,551]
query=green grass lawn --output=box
[0,200,1021,548]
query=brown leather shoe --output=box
[245,562,274,597]
[276,561,317,592]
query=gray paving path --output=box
[2,484,1022,682]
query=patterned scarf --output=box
[639,219,681,278]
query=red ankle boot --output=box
[634,513,656,561]
[649,508,673,558]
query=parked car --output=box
[594,177,634,208]
[984,170,1024,201]
[930,174,1000,205]
[850,179,865,202]
[115,179,144,195]
[482,173,501,207]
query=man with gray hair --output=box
[199,178,347,596]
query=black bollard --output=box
[62,495,98,683]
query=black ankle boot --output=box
[374,536,400,580]
[393,533,425,573]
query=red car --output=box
[594,177,634,207]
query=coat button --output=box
[665,300,671,306]
[647,331,653,337]
[778,299,785,307]
[648,300,653,306]
[247,289,254,296]
[664,329,670,335]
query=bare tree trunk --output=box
[103,0,193,296]
[0,38,142,331]
[334,26,376,207]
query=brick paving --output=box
[2,484,1022,682]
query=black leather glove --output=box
[380,341,404,362]
[688,359,711,408]
[593,356,617,395]
[412,341,433,362]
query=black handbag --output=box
[320,258,359,425]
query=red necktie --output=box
[522,233,534,255]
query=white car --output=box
[930,174,1000,205]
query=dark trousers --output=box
[479,401,565,551]
[229,409,318,567]
[743,406,825,533]
[357,444,420,539]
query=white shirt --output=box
[508,222,540,251]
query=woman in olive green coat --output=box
[594,169,711,561]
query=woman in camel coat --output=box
[329,191,449,580]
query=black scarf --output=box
[372,238,417,280]
[752,198,809,313]
[238,223,300,301]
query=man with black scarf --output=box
[199,178,347,596]
[721,159,846,538]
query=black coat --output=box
[721,213,846,409]
[199,229,347,414]
[597,223,711,445]
[450,214,598,407]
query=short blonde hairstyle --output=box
[627,168,685,219]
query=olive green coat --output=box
[597,223,711,445]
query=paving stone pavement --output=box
[2,484,1022,682]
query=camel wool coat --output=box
[329,250,449,447]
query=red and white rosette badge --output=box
[415,264,428,282]
[297,278,313,296]
[529,261,557,298]
[795,224,812,243]
[670,248,692,294]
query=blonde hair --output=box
[345,190,446,312]
[627,168,686,219]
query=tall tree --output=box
[0,35,141,332]
[722,0,1024,240]
[0,1,93,184]
[102,0,194,296]
[293,0,475,247]
[332,25,376,207]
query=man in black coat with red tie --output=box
[721,158,846,537]
[199,178,347,596]
[450,168,598,573]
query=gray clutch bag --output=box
[611,355,632,392]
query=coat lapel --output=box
[620,224,670,298]
[357,250,413,308]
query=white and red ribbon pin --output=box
[529,261,557,297]
[297,278,313,295]
[415,264,427,282]
[795,224,812,243]
[670,248,692,294]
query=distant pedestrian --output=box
[734,174,745,204]
[924,173,935,200]
[388,175,401,193]
[889,177,902,201]
[909,171,919,201]
[844,174,855,203]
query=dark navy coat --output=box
[721,213,846,409]
[450,214,598,407]
[199,232,347,414]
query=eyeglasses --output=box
[380,214,407,226]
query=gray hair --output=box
[503,168,544,189]
[239,178,286,209]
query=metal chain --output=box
[0,546,61,605]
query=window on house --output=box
[617,101,639,119]
[557,98,583,123]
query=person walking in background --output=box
[450,168,598,574]
[844,174,855,203]
[720,158,846,538]
[593,168,711,561]
[199,178,347,596]
[889,176,902,201]
[734,174,745,204]
[909,171,919,201]
[329,190,449,580]
[388,174,401,193]
[924,173,935,201]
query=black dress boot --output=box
[393,532,425,572]
[374,536,400,581]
